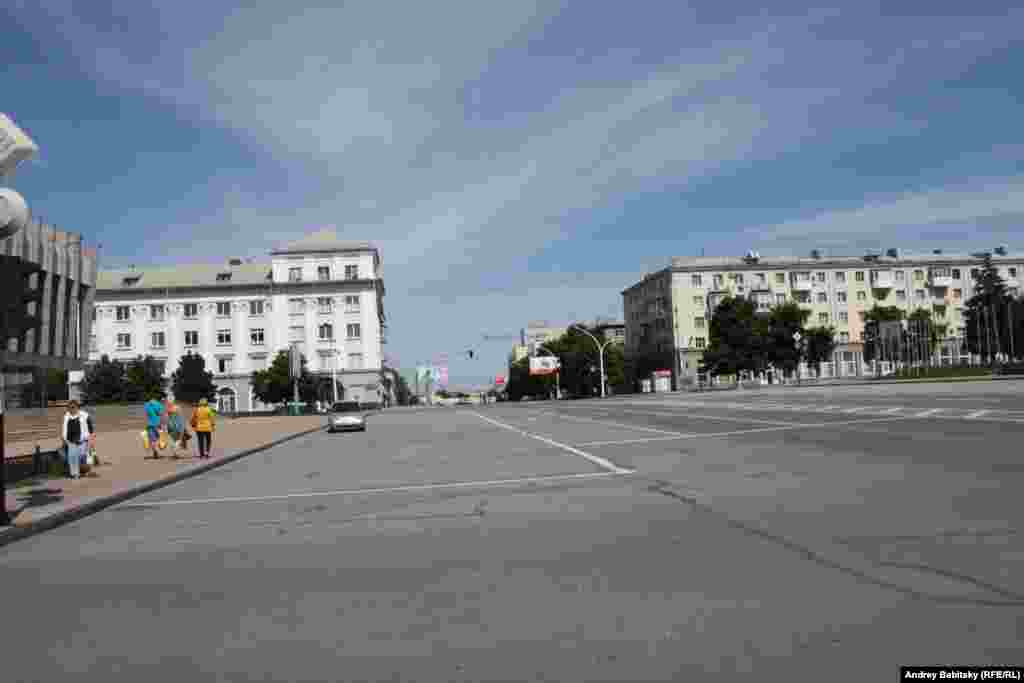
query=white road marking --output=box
[575,415,915,447]
[881,406,904,414]
[914,408,944,417]
[471,411,632,474]
[966,410,990,419]
[842,406,871,414]
[534,410,692,437]
[589,407,800,427]
[117,471,631,509]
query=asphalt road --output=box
[3,382,1023,681]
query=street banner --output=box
[436,366,449,388]
[495,375,506,386]
[529,357,560,376]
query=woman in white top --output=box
[61,400,93,480]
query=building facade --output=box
[2,220,98,408]
[623,247,1022,388]
[90,230,386,411]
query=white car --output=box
[326,401,367,433]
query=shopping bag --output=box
[158,429,169,450]
[141,430,150,451]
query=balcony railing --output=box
[790,279,813,291]
[929,272,954,288]
[869,271,894,289]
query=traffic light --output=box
[467,350,474,359]
[0,254,42,346]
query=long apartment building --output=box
[623,246,1023,387]
[90,230,386,411]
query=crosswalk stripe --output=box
[915,408,943,417]
[966,410,990,419]
[881,407,904,414]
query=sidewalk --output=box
[2,415,326,546]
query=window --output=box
[952,268,961,279]
[953,289,962,300]
[183,303,198,319]
[288,267,302,282]
[855,271,865,282]
[318,265,331,281]
[691,274,702,287]
[915,289,926,300]
[116,305,131,321]
[835,271,846,283]
[151,331,165,349]
[345,264,359,280]
[184,331,199,347]
[839,332,850,344]
[150,305,165,321]
[217,329,232,345]
[838,312,849,323]
[289,326,305,342]
[896,290,906,300]
[345,295,360,311]
[970,268,979,279]
[347,353,364,370]
[116,333,131,349]
[913,269,924,281]
[775,273,785,284]
[90,335,97,352]
[289,298,304,316]
[794,292,811,304]
[216,301,231,317]
[217,357,233,374]
[693,337,706,349]
[837,291,847,303]
[775,293,786,304]
[691,295,703,306]
[318,323,334,340]
[250,300,265,316]
[346,323,361,339]
[1010,267,1018,278]
[250,328,265,346]
[857,291,867,301]
[895,271,905,281]
[694,317,705,329]
[713,274,724,288]
[815,272,826,282]
[216,272,231,282]
[318,297,333,314]
[816,292,827,303]
[818,312,829,324]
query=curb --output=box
[0,424,326,550]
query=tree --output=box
[504,356,556,401]
[963,254,1009,364]
[170,353,218,404]
[124,355,167,402]
[393,373,413,405]
[544,325,627,397]
[19,368,69,407]
[701,296,762,377]
[81,355,126,404]
[907,308,948,363]
[765,301,809,380]
[862,305,905,363]
[803,327,837,377]
[251,350,319,407]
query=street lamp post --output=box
[330,337,338,405]
[570,324,611,399]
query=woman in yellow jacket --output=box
[190,398,217,459]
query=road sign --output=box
[529,357,560,376]
[495,375,506,386]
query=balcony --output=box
[929,270,954,288]
[790,278,813,292]
[869,271,894,289]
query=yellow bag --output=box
[158,430,169,450]
[141,430,150,451]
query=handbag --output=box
[158,429,169,450]
[141,430,151,451]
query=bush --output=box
[890,366,992,380]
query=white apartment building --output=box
[89,230,387,411]
[623,246,1023,388]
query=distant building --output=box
[622,247,1020,388]
[90,229,387,411]
[590,319,625,344]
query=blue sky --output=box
[4,1,1024,387]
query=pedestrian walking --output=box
[61,400,93,480]
[165,398,186,458]
[190,398,216,459]
[143,393,165,459]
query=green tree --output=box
[803,326,837,377]
[545,325,626,397]
[19,368,70,407]
[81,355,126,404]
[963,254,1009,364]
[251,350,320,407]
[393,373,412,405]
[701,296,762,377]
[124,355,167,402]
[504,356,556,401]
[765,301,809,379]
[907,308,949,362]
[170,353,218,403]
[862,305,905,363]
